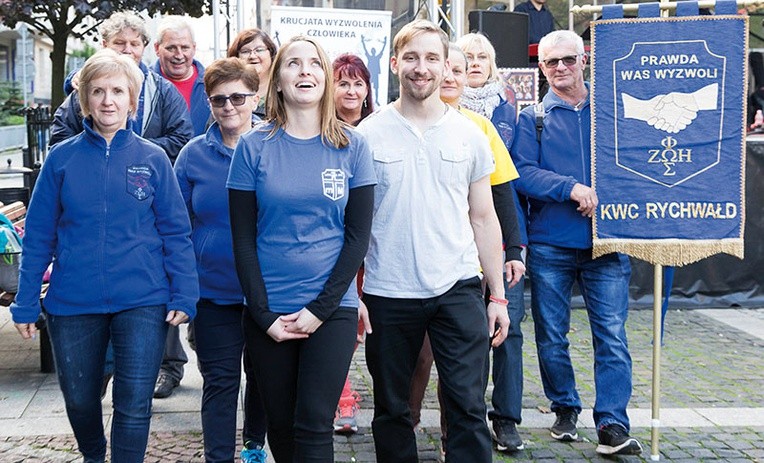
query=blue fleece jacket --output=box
[489,99,529,246]
[152,60,210,136]
[511,85,593,249]
[11,119,199,324]
[174,123,242,304]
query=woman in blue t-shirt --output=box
[227,36,376,462]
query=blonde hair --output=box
[455,33,500,84]
[265,36,349,149]
[79,49,144,119]
[393,19,449,58]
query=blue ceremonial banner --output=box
[591,14,747,266]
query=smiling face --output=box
[275,40,326,109]
[463,44,492,88]
[103,28,145,64]
[539,41,586,94]
[87,73,132,139]
[391,31,447,102]
[209,80,258,135]
[440,50,467,106]
[155,28,196,81]
[240,37,273,79]
[333,71,368,121]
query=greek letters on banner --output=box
[591,15,747,266]
[270,6,392,107]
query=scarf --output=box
[460,80,505,119]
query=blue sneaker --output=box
[241,442,267,463]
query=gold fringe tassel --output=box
[592,239,744,266]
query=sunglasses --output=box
[543,55,580,68]
[208,93,256,108]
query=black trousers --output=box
[364,277,492,463]
[243,307,357,463]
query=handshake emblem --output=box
[622,83,718,134]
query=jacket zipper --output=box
[103,145,111,308]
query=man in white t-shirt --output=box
[356,19,509,463]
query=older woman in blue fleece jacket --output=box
[11,49,198,463]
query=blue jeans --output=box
[46,306,168,463]
[528,244,633,431]
[488,276,525,424]
[194,300,266,463]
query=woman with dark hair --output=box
[227,36,376,461]
[330,52,375,434]
[332,53,374,125]
[227,28,277,118]
[11,49,198,462]
[174,57,267,463]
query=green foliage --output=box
[0,0,210,109]
[71,43,98,60]
[0,82,24,127]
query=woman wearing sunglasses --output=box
[227,36,375,461]
[174,58,267,463]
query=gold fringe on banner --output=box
[592,238,744,266]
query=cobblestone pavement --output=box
[3,426,763,462]
[2,308,763,462]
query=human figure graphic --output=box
[361,35,387,106]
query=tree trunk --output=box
[49,28,69,111]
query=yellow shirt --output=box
[459,107,519,185]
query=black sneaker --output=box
[153,373,179,399]
[550,407,578,441]
[491,419,524,452]
[596,424,643,455]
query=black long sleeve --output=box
[305,185,374,320]
[229,189,278,332]
[492,181,523,263]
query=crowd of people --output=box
[9,9,644,463]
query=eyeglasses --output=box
[208,93,256,108]
[238,46,269,57]
[542,55,580,68]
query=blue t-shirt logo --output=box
[322,169,346,201]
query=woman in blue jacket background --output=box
[174,58,267,463]
[11,49,198,463]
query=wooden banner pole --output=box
[651,264,663,461]
[571,0,764,15]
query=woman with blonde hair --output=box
[11,48,198,462]
[456,32,528,453]
[227,36,376,461]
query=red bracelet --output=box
[489,295,509,306]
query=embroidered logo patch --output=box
[321,169,346,201]
[126,165,153,201]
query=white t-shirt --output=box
[356,104,495,298]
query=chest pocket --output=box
[439,147,470,187]
[126,165,155,201]
[373,148,404,187]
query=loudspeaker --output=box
[468,10,530,68]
